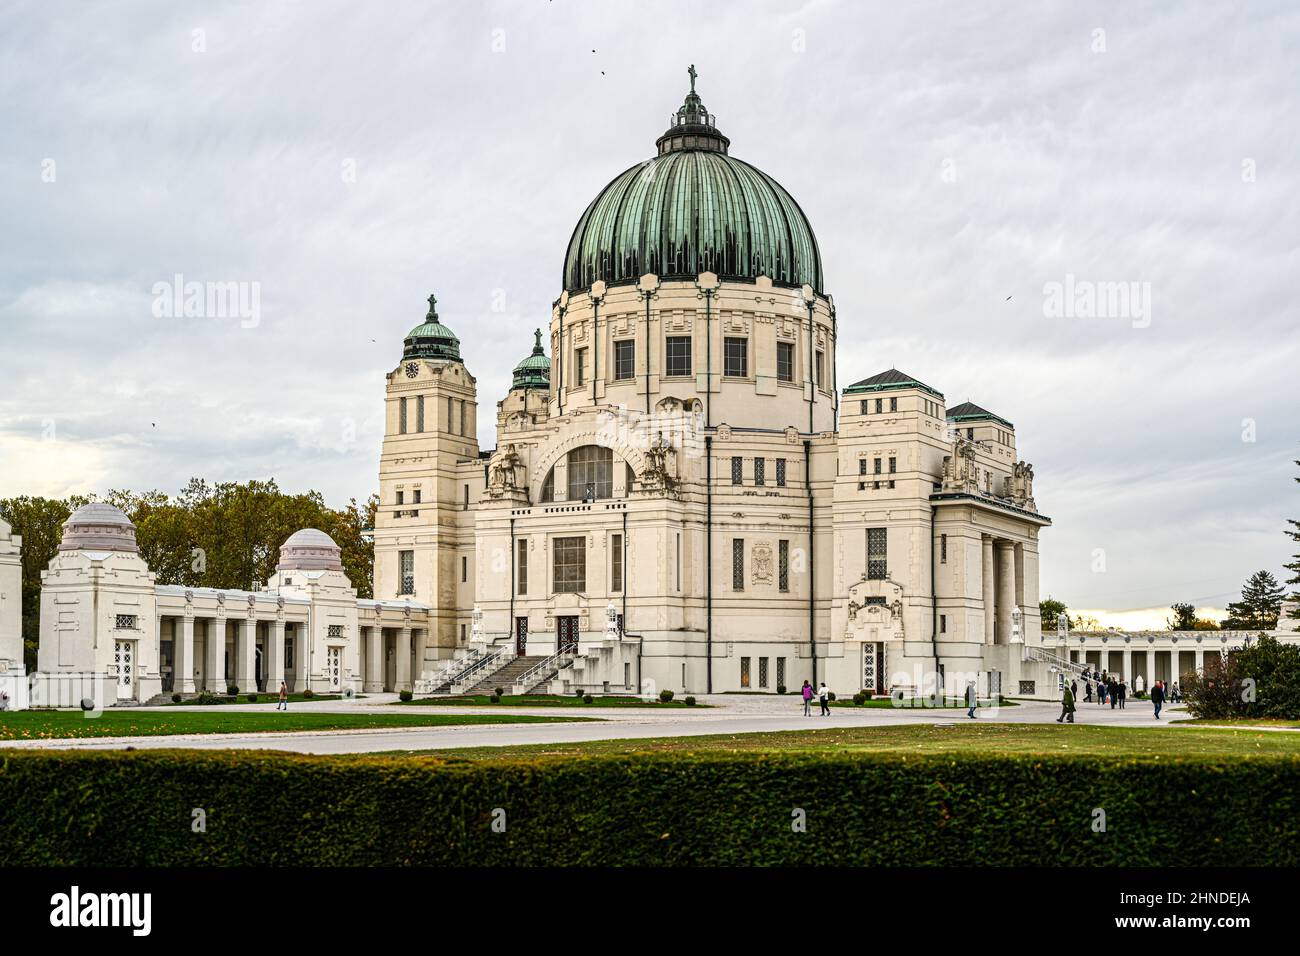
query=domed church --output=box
[370,68,1055,701]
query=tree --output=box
[1167,602,1198,631]
[1184,634,1300,720]
[0,495,80,670]
[1286,449,1300,620]
[1040,597,1068,631]
[1222,570,1286,631]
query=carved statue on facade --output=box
[487,444,522,498]
[639,431,679,496]
[941,436,980,493]
[1009,460,1036,509]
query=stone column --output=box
[1145,649,1155,689]
[236,617,257,693]
[177,615,196,693]
[981,536,995,645]
[1194,648,1204,674]
[1122,648,1132,683]
[365,627,383,692]
[205,618,226,691]
[396,627,413,690]
[267,620,285,690]
[995,541,1015,644]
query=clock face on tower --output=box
[405,362,419,378]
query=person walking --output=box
[1070,679,1078,703]
[277,680,288,711]
[1171,681,1180,703]
[1109,677,1118,709]
[1083,679,1092,703]
[801,680,813,717]
[1118,679,1127,709]
[1151,680,1165,720]
[965,681,978,719]
[817,681,831,716]
[1057,683,1076,723]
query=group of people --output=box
[800,680,832,716]
[1058,668,1179,722]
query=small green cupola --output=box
[403,293,461,362]
[656,64,730,156]
[511,328,551,391]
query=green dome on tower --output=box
[403,294,461,362]
[563,66,823,294]
[511,328,551,391]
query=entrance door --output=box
[557,616,579,654]
[326,646,342,691]
[515,616,528,655]
[114,641,134,700]
[160,640,174,693]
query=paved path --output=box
[1,694,1218,755]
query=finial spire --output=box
[426,293,437,315]
[533,328,543,352]
[688,64,697,93]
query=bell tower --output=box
[373,294,479,668]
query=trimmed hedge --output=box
[0,749,1296,866]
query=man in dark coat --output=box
[1151,680,1165,719]
[1057,684,1076,723]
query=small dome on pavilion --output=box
[59,503,139,553]
[403,293,461,362]
[278,528,343,571]
[511,329,551,391]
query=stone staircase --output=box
[462,655,549,696]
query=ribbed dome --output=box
[278,528,343,571]
[563,73,823,294]
[511,329,551,391]
[59,503,139,553]
[403,294,461,362]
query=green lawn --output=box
[1174,717,1300,729]
[0,710,595,741]
[370,722,1300,761]
[163,692,347,706]
[398,694,703,708]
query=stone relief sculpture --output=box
[751,541,773,584]
[941,436,980,493]
[486,444,522,498]
[638,431,680,497]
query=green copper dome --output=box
[403,294,461,362]
[562,69,823,294]
[512,329,551,390]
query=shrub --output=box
[659,689,674,702]
[398,690,413,702]
[170,694,182,704]
[574,688,584,697]
[302,689,314,699]
[853,693,866,706]
[495,687,506,698]
[0,750,1295,866]
[684,696,696,706]
[226,684,239,697]
[490,693,501,703]
[1185,635,1300,720]
[246,694,259,703]
[582,694,593,704]
[776,684,787,695]
[195,692,218,705]
[828,692,837,702]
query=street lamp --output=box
[1011,605,1023,643]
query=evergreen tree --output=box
[1222,570,1286,631]
[1167,602,1198,630]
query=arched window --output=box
[567,445,613,500]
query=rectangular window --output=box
[114,614,137,630]
[284,636,294,670]
[610,533,624,592]
[777,341,795,382]
[778,539,789,592]
[940,534,948,564]
[861,400,869,415]
[675,532,681,591]
[327,624,343,639]
[776,458,786,487]
[731,456,743,485]
[859,459,868,476]
[889,397,897,412]
[463,485,469,510]
[416,395,425,432]
[777,657,786,689]
[460,623,466,643]
[396,490,405,506]
[815,350,825,387]
[399,397,408,434]
[875,398,883,413]
[614,339,635,380]
[575,347,587,386]
[889,456,897,474]
[413,488,421,504]
[553,536,586,594]
[461,555,467,583]
[754,457,765,485]
[732,538,745,590]
[459,400,466,436]
[759,657,769,688]
[516,539,528,595]
[740,657,751,688]
[724,337,748,377]
[867,528,888,581]
[447,396,454,433]
[666,335,692,376]
[399,550,414,595]
[874,457,882,474]
[940,614,947,634]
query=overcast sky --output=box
[1,1,1296,627]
